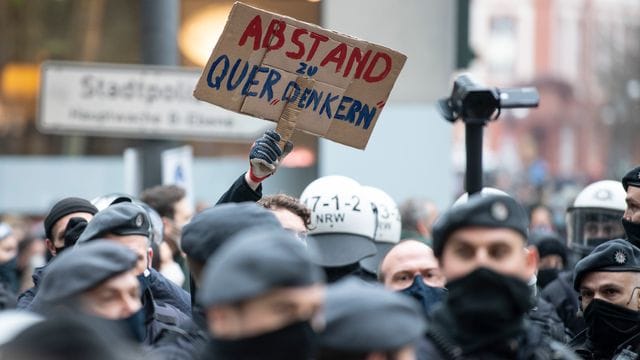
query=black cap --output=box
[35,240,137,305]
[44,198,98,240]
[181,202,281,263]
[622,166,640,191]
[432,194,528,258]
[574,239,640,290]
[198,227,324,307]
[76,203,150,244]
[530,232,567,266]
[320,277,425,352]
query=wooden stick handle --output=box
[275,76,314,149]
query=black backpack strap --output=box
[520,324,581,360]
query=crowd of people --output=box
[0,129,639,359]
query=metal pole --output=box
[465,122,483,195]
[139,0,180,190]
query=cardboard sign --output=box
[193,2,407,149]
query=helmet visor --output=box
[566,208,625,250]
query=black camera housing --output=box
[438,75,539,124]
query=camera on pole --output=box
[437,74,540,195]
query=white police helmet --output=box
[453,187,510,207]
[90,193,133,211]
[359,186,401,274]
[300,175,377,267]
[566,180,626,257]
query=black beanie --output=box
[533,233,568,266]
[44,198,98,240]
[622,165,640,191]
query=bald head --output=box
[379,240,445,290]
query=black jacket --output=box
[570,328,640,360]
[16,265,45,310]
[420,305,578,360]
[216,173,262,205]
[540,270,586,338]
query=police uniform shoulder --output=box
[622,165,640,191]
[197,227,323,307]
[432,194,528,257]
[181,202,280,263]
[77,202,150,244]
[320,277,426,353]
[547,339,582,360]
[573,239,640,290]
[37,240,137,304]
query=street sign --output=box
[37,61,270,141]
[162,146,194,207]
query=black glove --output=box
[248,130,293,182]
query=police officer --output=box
[31,241,146,342]
[76,202,191,315]
[622,165,640,247]
[29,240,193,358]
[299,175,377,282]
[180,202,282,329]
[421,194,577,359]
[542,180,627,337]
[73,202,205,358]
[17,197,98,309]
[570,239,640,359]
[318,277,426,360]
[197,227,325,360]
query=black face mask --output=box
[117,307,147,343]
[537,268,560,289]
[54,217,89,256]
[207,320,317,360]
[63,217,88,248]
[83,307,147,344]
[400,275,447,316]
[441,267,532,353]
[584,299,640,356]
[623,218,640,248]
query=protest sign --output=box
[193,2,407,149]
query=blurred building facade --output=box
[454,0,640,207]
